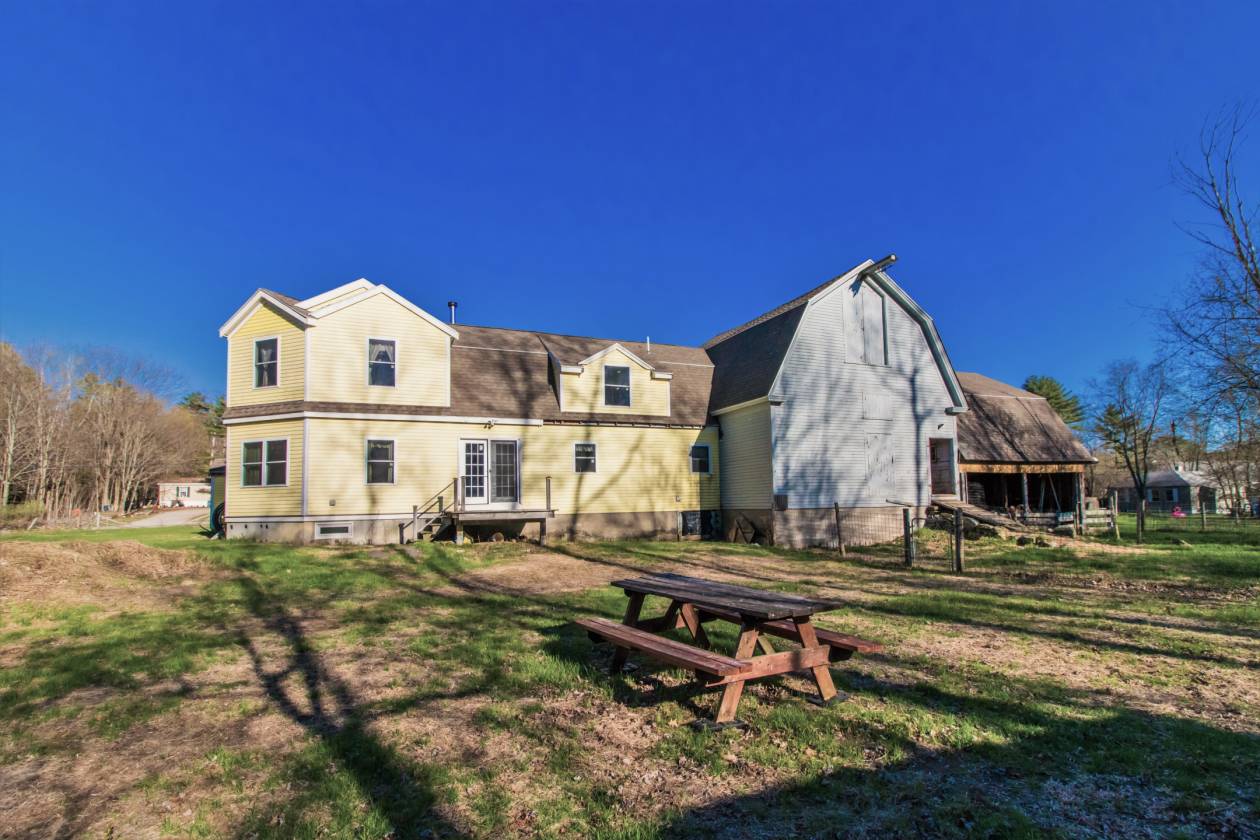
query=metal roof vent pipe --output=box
[447,301,458,324]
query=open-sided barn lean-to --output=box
[954,372,1095,521]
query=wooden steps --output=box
[577,617,749,677]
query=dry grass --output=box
[0,527,1257,838]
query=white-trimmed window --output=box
[603,365,630,407]
[574,442,597,473]
[176,486,190,498]
[366,439,395,484]
[369,338,396,387]
[242,439,287,487]
[254,337,279,387]
[689,444,711,474]
[315,523,351,539]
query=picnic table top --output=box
[610,572,843,621]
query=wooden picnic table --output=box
[578,572,882,727]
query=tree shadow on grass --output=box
[227,575,468,839]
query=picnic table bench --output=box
[577,572,883,727]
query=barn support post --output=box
[1020,473,1030,523]
[902,508,915,568]
[953,508,965,573]
[1077,473,1086,536]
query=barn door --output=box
[929,438,956,495]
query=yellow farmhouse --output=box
[219,279,720,543]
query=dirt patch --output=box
[0,540,211,609]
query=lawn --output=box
[0,524,1257,838]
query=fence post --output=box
[1110,491,1120,540]
[1200,500,1207,532]
[902,508,915,568]
[834,502,846,557]
[953,508,965,573]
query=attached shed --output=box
[955,372,1095,522]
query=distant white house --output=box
[157,478,212,508]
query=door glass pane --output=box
[492,441,518,502]
[464,442,486,500]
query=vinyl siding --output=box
[306,293,451,407]
[303,418,719,517]
[559,348,670,417]
[718,401,772,509]
[227,304,305,406]
[771,277,957,509]
[225,419,304,516]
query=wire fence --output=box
[1124,509,1260,535]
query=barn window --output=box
[845,281,888,366]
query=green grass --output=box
[1,525,1257,837]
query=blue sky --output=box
[2,2,1258,399]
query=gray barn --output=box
[706,258,967,547]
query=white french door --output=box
[461,439,519,505]
[462,440,488,504]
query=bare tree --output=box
[1165,108,1260,399]
[1093,360,1172,542]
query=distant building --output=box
[157,478,212,508]
[1112,468,1220,514]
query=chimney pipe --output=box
[447,301,458,324]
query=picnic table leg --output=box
[793,617,838,704]
[678,603,711,650]
[713,621,761,725]
[611,593,645,673]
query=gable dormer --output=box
[303,283,457,408]
[550,342,672,417]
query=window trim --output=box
[365,437,397,486]
[573,441,597,474]
[602,364,631,408]
[689,443,712,475]
[253,336,281,389]
[240,437,290,488]
[314,523,353,540]
[367,336,399,388]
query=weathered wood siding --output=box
[717,401,773,510]
[771,277,957,509]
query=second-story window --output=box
[254,338,279,388]
[603,365,630,407]
[369,338,396,387]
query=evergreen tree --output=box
[1023,375,1085,429]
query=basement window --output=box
[366,439,395,484]
[315,524,351,539]
[369,338,396,387]
[242,439,287,487]
[603,365,630,407]
[254,338,279,387]
[574,443,597,473]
